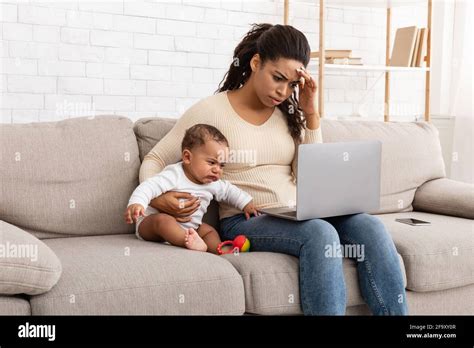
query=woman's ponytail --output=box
[216,23,273,92]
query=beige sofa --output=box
[1,115,473,315]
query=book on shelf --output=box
[411,28,421,67]
[390,26,417,66]
[311,50,352,59]
[311,49,363,65]
[325,57,363,65]
[415,28,428,67]
[390,26,428,67]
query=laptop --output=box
[258,140,382,220]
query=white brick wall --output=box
[1,0,427,123]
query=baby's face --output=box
[183,140,229,184]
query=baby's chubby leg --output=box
[138,213,187,246]
[139,213,208,252]
[196,223,222,255]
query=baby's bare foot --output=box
[184,228,207,252]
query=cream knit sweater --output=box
[139,91,323,220]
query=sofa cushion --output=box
[321,119,446,214]
[0,220,62,295]
[413,178,474,219]
[315,285,474,315]
[375,212,474,291]
[221,251,406,315]
[0,295,31,315]
[31,234,245,315]
[406,284,474,315]
[0,115,140,239]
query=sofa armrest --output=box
[413,178,474,219]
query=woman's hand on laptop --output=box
[149,192,200,223]
[243,201,260,220]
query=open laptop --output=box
[258,140,382,220]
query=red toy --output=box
[217,235,251,255]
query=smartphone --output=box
[395,218,431,226]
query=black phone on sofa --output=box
[395,218,431,226]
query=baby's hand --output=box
[243,201,260,220]
[124,204,146,224]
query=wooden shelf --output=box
[307,63,430,72]
[322,0,427,8]
[284,0,432,122]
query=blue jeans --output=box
[219,212,408,316]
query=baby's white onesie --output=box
[128,161,252,231]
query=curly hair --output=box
[216,23,311,141]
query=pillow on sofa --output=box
[0,220,62,295]
[0,115,140,238]
[413,178,474,219]
[133,117,176,162]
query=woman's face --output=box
[250,55,304,108]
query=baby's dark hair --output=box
[181,124,229,152]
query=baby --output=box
[124,124,258,254]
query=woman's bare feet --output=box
[184,228,207,252]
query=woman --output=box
[139,23,408,316]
